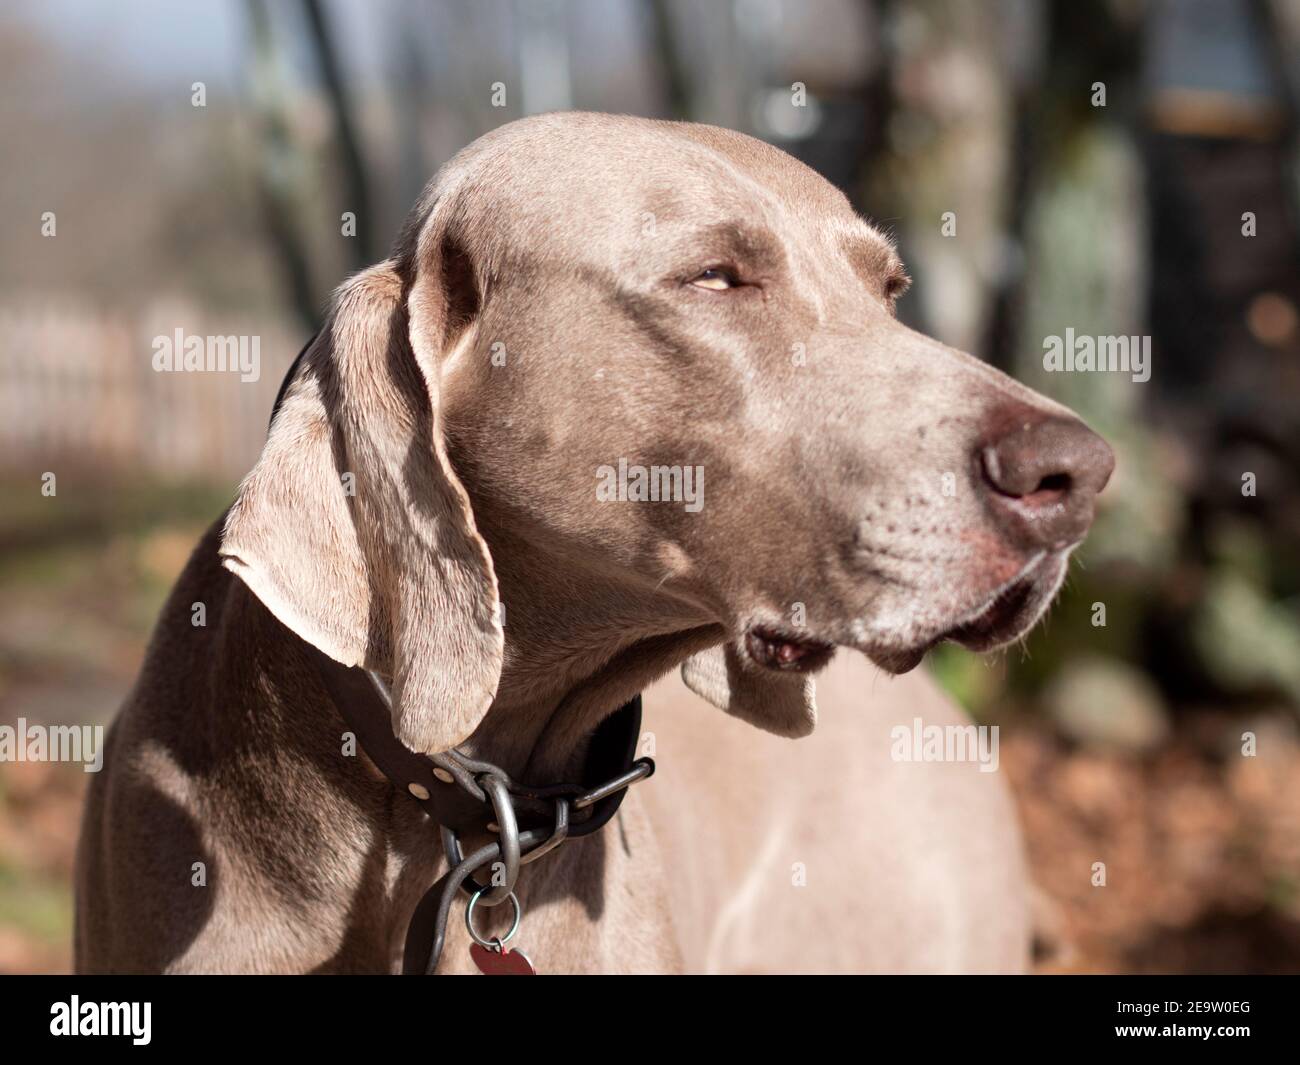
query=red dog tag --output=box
[470,943,536,975]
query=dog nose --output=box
[979,416,1115,549]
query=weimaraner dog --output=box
[75,112,1113,974]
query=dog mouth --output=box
[861,553,1058,676]
[745,555,1061,678]
[941,567,1041,650]
[744,626,836,674]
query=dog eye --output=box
[689,268,739,291]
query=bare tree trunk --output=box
[302,0,377,268]
[644,0,691,119]
[244,0,319,333]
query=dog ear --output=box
[220,258,503,755]
[681,642,817,738]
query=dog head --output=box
[222,113,1113,750]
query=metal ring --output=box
[572,758,655,809]
[520,797,569,864]
[464,889,521,949]
[439,825,490,895]
[478,775,519,905]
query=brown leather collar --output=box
[305,641,649,973]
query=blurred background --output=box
[2,0,1299,974]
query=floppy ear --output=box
[220,258,503,755]
[681,642,817,738]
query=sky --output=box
[6,0,396,97]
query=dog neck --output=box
[455,518,722,781]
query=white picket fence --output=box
[0,300,300,480]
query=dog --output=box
[75,112,1113,973]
